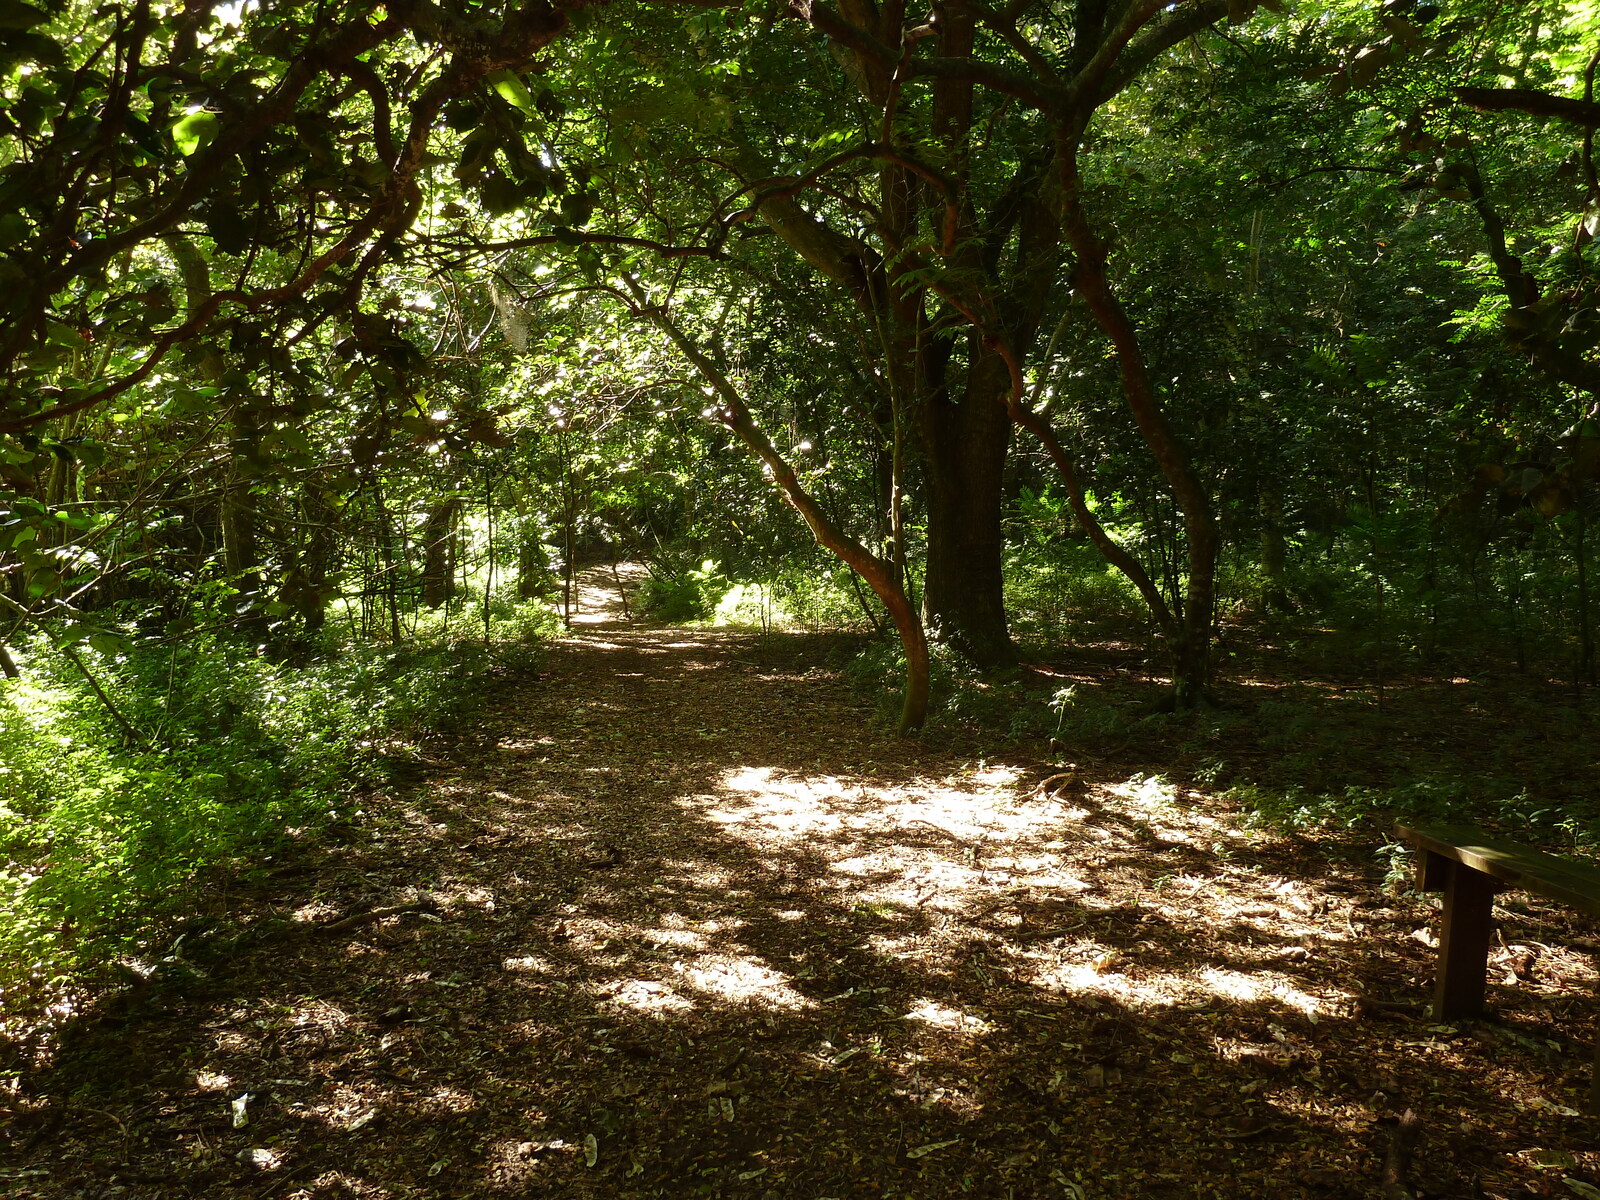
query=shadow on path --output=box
[3,577,1597,1199]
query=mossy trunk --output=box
[1259,480,1292,613]
[223,406,268,636]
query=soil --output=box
[2,568,1598,1199]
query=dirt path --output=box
[4,575,1598,1199]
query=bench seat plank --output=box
[1397,823,1600,919]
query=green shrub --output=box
[1005,544,1147,643]
[641,559,728,621]
[0,608,547,1036]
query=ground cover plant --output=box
[0,603,552,1050]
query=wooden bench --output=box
[1396,822,1600,1113]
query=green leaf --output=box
[204,204,252,254]
[0,29,63,67]
[560,192,594,228]
[87,631,128,656]
[0,212,28,248]
[488,69,537,115]
[0,1,48,31]
[479,174,523,215]
[171,110,219,157]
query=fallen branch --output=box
[316,900,437,935]
[904,819,970,846]
[1031,772,1083,799]
[1354,996,1425,1020]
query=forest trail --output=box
[5,573,1597,1199]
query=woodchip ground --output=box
[3,571,1598,1199]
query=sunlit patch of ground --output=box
[7,572,1600,1200]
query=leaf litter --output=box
[0,570,1597,1198]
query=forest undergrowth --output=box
[1,574,1597,1200]
[860,599,1600,863]
[0,598,556,1052]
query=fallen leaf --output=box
[1528,1097,1582,1118]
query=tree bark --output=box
[920,344,1015,665]
[300,483,337,632]
[1259,479,1291,612]
[421,497,459,609]
[740,124,1019,669]
[223,404,268,636]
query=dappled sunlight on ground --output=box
[8,576,1600,1199]
[697,753,1367,1034]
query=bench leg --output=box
[1432,860,1499,1022]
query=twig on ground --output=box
[1355,996,1426,1020]
[904,819,970,846]
[316,900,437,935]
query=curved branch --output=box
[339,57,399,168]
[626,278,930,732]
[1456,85,1600,127]
[1094,0,1231,106]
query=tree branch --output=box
[1456,85,1600,127]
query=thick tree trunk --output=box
[223,405,268,635]
[1259,479,1292,613]
[421,497,459,609]
[920,346,1015,666]
[300,484,336,632]
[743,133,1014,675]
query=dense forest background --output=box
[2,0,1600,1053]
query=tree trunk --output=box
[300,483,336,632]
[919,344,1015,666]
[421,497,459,609]
[741,126,1016,674]
[1259,479,1292,613]
[223,405,268,636]
[1579,480,1596,684]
